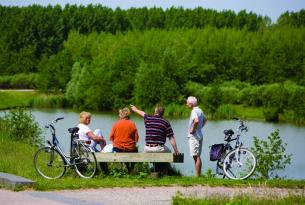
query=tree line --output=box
[57,28,304,122]
[0,4,276,75]
[0,5,304,122]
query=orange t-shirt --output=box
[109,119,139,151]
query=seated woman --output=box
[110,107,139,152]
[77,111,106,152]
[109,107,139,173]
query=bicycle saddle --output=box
[224,129,234,136]
[68,127,79,134]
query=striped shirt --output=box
[144,114,174,145]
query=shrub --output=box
[251,129,292,179]
[214,104,237,119]
[0,108,43,146]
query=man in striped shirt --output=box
[130,104,179,153]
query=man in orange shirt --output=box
[110,107,139,152]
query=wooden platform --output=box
[94,152,184,163]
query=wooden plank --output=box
[95,153,184,163]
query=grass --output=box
[1,131,305,191]
[0,90,38,109]
[233,104,264,121]
[0,90,67,110]
[0,90,302,124]
[172,194,305,205]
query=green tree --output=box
[251,130,292,179]
[0,108,43,146]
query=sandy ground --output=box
[1,185,305,205]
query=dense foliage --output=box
[61,29,305,122]
[0,4,271,75]
[251,130,292,179]
[0,108,43,146]
[0,5,304,122]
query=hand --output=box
[130,104,137,112]
[189,128,195,134]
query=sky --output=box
[1,0,305,23]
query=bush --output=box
[0,73,39,89]
[214,104,237,119]
[0,108,43,146]
[251,129,292,179]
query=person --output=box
[186,96,207,177]
[130,104,179,154]
[77,111,106,152]
[109,107,139,152]
[109,107,139,173]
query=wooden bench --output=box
[94,152,184,163]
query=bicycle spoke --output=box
[34,147,66,179]
[74,144,97,179]
[223,148,256,180]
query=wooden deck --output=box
[94,152,184,163]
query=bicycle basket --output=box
[210,143,224,161]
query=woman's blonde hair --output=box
[79,111,91,123]
[119,107,131,119]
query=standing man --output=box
[186,96,207,176]
[130,104,179,154]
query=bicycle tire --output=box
[33,147,66,179]
[223,148,256,180]
[74,145,97,179]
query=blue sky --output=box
[1,0,305,23]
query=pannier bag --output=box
[210,143,224,161]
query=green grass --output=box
[0,90,67,110]
[0,90,302,124]
[0,90,38,109]
[172,194,305,205]
[233,104,264,121]
[1,131,305,191]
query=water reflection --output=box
[30,108,305,179]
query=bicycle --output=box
[33,117,97,179]
[210,117,256,180]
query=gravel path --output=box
[1,186,305,205]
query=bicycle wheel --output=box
[74,144,97,178]
[223,148,256,180]
[33,147,66,179]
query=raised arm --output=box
[130,104,146,117]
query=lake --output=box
[30,108,305,180]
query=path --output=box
[1,185,305,205]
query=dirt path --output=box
[1,186,305,205]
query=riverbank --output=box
[0,90,68,110]
[0,89,293,124]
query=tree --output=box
[251,130,292,179]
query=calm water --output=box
[30,108,305,179]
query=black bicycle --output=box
[210,118,256,180]
[33,117,97,179]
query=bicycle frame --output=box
[34,117,98,179]
[215,118,255,179]
[45,118,78,166]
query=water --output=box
[30,108,305,180]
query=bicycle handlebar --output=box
[53,117,64,123]
[45,117,64,128]
[231,117,248,133]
